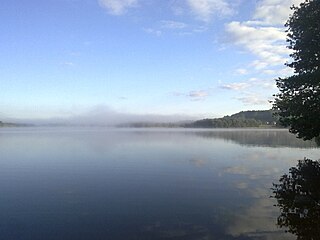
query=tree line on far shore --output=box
[118,110,280,128]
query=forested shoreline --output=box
[118,110,281,128]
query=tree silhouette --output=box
[272,159,320,239]
[273,0,320,140]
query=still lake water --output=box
[0,127,319,240]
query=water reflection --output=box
[1,128,319,239]
[191,129,318,148]
[273,159,320,239]
[120,128,318,148]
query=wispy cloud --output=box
[225,21,289,70]
[143,28,162,37]
[236,94,271,106]
[60,61,75,67]
[224,0,304,79]
[171,89,210,101]
[220,82,249,91]
[220,77,276,93]
[144,21,207,37]
[98,0,138,15]
[160,20,188,29]
[253,0,304,25]
[225,165,250,175]
[235,68,248,75]
[248,78,276,90]
[193,26,208,33]
[188,90,209,101]
[187,0,233,22]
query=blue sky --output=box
[1,0,303,121]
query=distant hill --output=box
[0,121,30,127]
[228,110,278,124]
[118,110,280,129]
[188,110,279,128]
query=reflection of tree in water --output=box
[194,130,318,148]
[273,159,320,239]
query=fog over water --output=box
[2,105,201,126]
[0,127,318,239]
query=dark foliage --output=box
[273,0,320,140]
[189,110,278,128]
[190,117,261,128]
[228,110,278,124]
[272,159,320,239]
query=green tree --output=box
[273,0,320,140]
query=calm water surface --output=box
[0,127,319,240]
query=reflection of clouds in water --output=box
[223,150,303,180]
[221,149,303,239]
[189,158,206,167]
[225,165,250,175]
[242,150,281,161]
[235,182,248,189]
[192,129,318,148]
[141,221,210,239]
[227,192,295,240]
[225,153,319,238]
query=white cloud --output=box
[235,68,248,75]
[224,1,305,75]
[220,82,249,91]
[188,90,208,98]
[236,94,271,106]
[248,78,276,90]
[262,69,276,75]
[98,0,138,15]
[61,61,75,67]
[188,90,209,100]
[171,89,210,101]
[221,77,276,93]
[250,60,270,70]
[225,21,290,70]
[145,21,208,37]
[226,21,286,44]
[187,0,233,22]
[253,0,304,25]
[160,20,188,29]
[143,28,162,37]
[193,26,208,33]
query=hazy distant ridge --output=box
[119,110,280,128]
[0,121,31,127]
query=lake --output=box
[0,127,319,240]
